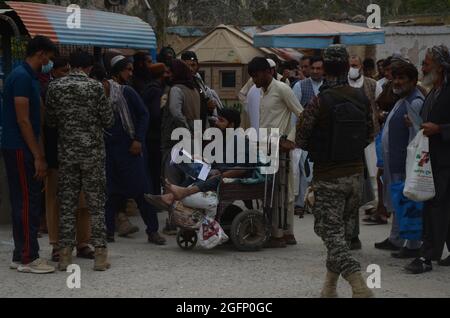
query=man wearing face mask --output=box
[2,36,57,274]
[36,56,58,237]
[348,55,383,134]
[38,59,55,93]
[348,56,383,245]
[46,51,115,271]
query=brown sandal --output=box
[77,246,95,260]
[144,194,173,212]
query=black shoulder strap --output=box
[325,89,367,110]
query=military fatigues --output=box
[296,46,373,278]
[297,87,373,277]
[312,175,363,276]
[297,93,369,277]
[45,71,114,248]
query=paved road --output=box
[0,213,449,298]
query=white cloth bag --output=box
[403,130,436,202]
[181,191,218,219]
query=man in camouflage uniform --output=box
[296,45,375,298]
[45,51,114,271]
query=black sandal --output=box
[364,207,377,216]
[405,258,433,274]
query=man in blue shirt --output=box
[1,35,57,274]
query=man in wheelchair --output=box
[145,108,256,211]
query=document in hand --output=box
[171,148,212,181]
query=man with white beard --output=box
[406,45,450,274]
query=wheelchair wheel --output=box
[230,210,268,252]
[176,230,198,250]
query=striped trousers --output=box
[2,148,42,264]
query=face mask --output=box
[41,60,54,74]
[348,67,362,80]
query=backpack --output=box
[325,89,369,162]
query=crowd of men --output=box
[0,34,449,298]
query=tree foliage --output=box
[2,0,449,46]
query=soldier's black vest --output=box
[309,86,370,163]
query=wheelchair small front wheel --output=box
[176,230,198,250]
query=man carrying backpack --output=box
[296,45,375,298]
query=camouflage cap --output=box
[323,44,349,63]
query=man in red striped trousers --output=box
[1,36,57,274]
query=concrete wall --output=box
[0,155,11,225]
[376,28,450,68]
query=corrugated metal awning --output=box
[5,1,156,50]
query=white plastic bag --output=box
[403,130,436,202]
[181,191,218,219]
[197,217,229,249]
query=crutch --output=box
[266,132,279,228]
[278,151,286,230]
[284,152,290,231]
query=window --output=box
[220,70,236,88]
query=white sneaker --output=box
[10,262,21,270]
[17,258,55,274]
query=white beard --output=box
[422,71,437,87]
